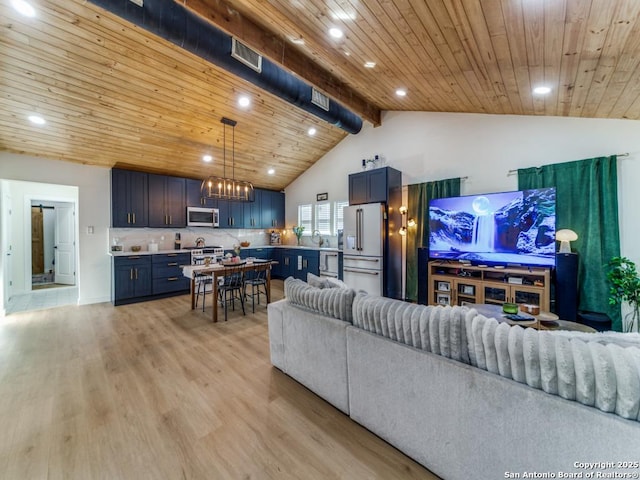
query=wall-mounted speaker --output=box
[555,252,579,321]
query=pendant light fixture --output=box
[201,117,255,202]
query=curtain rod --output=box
[506,152,630,176]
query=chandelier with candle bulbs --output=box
[201,117,254,202]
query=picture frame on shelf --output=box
[437,281,450,292]
[437,293,450,305]
[460,284,475,296]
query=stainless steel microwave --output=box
[187,206,219,227]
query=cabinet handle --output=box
[167,254,177,257]
[135,268,138,280]
[167,277,178,281]
[130,268,133,280]
[169,215,172,225]
[303,259,307,268]
[167,262,178,266]
[127,213,131,224]
[132,213,136,224]
[128,256,141,259]
[344,268,379,275]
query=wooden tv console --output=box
[427,260,551,311]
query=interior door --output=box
[54,204,76,285]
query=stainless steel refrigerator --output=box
[342,203,386,296]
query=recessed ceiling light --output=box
[11,0,36,17]
[344,51,351,56]
[28,115,46,125]
[203,155,213,162]
[238,96,251,108]
[364,61,376,68]
[533,86,552,95]
[267,168,275,175]
[395,89,407,97]
[329,28,343,39]
[291,37,305,45]
[308,127,317,136]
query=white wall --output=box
[285,111,640,265]
[1,152,111,305]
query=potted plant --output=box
[292,225,305,246]
[607,256,640,332]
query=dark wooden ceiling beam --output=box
[180,0,382,127]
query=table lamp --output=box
[556,229,578,253]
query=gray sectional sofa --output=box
[268,278,640,480]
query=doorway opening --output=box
[30,200,76,291]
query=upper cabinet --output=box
[148,174,186,227]
[243,189,262,228]
[261,190,285,229]
[111,169,285,229]
[186,178,217,207]
[348,167,402,205]
[217,199,244,228]
[111,168,148,227]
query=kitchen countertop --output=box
[109,245,341,256]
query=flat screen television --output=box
[428,187,556,267]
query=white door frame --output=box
[24,195,79,292]
[1,181,12,316]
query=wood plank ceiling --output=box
[2,0,640,190]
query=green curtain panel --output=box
[518,156,622,330]
[406,177,461,302]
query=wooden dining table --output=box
[182,260,276,323]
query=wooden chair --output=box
[217,264,245,321]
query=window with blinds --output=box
[315,202,331,235]
[297,204,313,235]
[334,201,349,233]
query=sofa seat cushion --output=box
[284,277,356,323]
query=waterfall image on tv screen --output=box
[429,187,556,267]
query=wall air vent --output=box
[311,88,330,111]
[231,38,262,73]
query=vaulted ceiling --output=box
[2,0,640,190]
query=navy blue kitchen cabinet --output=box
[217,199,244,228]
[299,250,319,280]
[186,178,217,207]
[148,174,186,227]
[111,168,148,227]
[113,255,152,304]
[243,189,262,228]
[348,167,401,205]
[260,190,285,228]
[151,253,190,295]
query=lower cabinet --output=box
[152,253,190,295]
[113,253,190,305]
[272,249,319,280]
[113,255,152,304]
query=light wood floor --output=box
[0,280,439,479]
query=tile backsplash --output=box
[109,227,271,252]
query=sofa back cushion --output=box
[351,292,471,364]
[284,277,356,323]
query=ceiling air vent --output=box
[311,88,330,111]
[231,38,262,73]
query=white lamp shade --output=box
[556,229,578,253]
